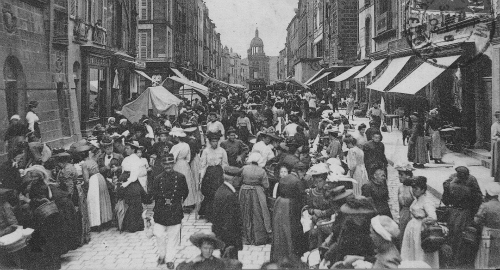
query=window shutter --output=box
[139,32,149,58]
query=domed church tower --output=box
[247,28,270,84]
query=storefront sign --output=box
[87,55,109,67]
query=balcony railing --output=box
[92,22,107,46]
[73,18,89,43]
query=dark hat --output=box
[74,145,93,153]
[340,196,377,215]
[157,127,170,135]
[261,132,281,141]
[224,166,243,177]
[189,232,225,250]
[329,186,354,202]
[207,131,222,141]
[227,126,237,135]
[125,141,140,149]
[140,115,149,123]
[293,161,307,171]
[162,153,175,164]
[100,136,113,147]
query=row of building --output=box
[275,0,498,152]
[0,0,250,161]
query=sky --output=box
[204,0,298,57]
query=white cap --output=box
[10,115,20,121]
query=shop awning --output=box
[330,65,366,82]
[367,56,412,92]
[307,72,331,86]
[304,68,325,85]
[230,84,246,89]
[168,76,209,97]
[354,59,386,79]
[135,70,154,82]
[389,55,460,95]
[171,68,188,81]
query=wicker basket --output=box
[33,201,59,221]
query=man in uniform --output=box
[148,154,189,269]
[220,127,249,167]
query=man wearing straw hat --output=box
[148,154,188,269]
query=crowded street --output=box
[1,0,500,269]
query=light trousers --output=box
[153,223,181,262]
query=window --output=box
[88,68,106,119]
[140,0,151,20]
[378,0,390,14]
[365,18,371,54]
[167,31,172,60]
[139,30,151,59]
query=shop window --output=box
[88,68,105,120]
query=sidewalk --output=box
[349,116,495,199]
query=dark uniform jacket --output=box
[147,170,188,226]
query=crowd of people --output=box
[0,86,499,270]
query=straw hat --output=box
[246,152,262,164]
[485,182,500,197]
[169,127,186,137]
[329,186,354,202]
[100,136,113,147]
[125,141,140,149]
[394,162,415,172]
[371,215,399,242]
[189,232,225,250]
[306,163,330,176]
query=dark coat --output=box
[362,182,392,218]
[148,170,188,226]
[212,183,243,251]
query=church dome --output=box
[250,29,264,47]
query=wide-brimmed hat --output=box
[169,127,186,137]
[100,136,113,147]
[74,145,93,153]
[371,215,399,242]
[227,126,237,135]
[224,166,243,177]
[485,182,500,197]
[207,131,222,141]
[307,163,330,176]
[125,141,140,149]
[183,126,198,133]
[157,127,170,135]
[261,132,281,141]
[10,115,20,121]
[394,162,415,172]
[248,135,257,144]
[246,152,262,164]
[340,196,377,215]
[189,232,225,250]
[110,132,124,140]
[52,150,71,159]
[329,186,354,202]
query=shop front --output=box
[80,46,113,135]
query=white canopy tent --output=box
[121,86,181,122]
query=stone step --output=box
[463,148,491,169]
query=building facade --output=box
[248,29,270,84]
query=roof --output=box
[250,29,264,47]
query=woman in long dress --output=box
[240,152,271,245]
[271,162,307,262]
[426,109,444,163]
[407,113,428,168]
[199,132,228,221]
[491,111,500,182]
[362,167,392,218]
[170,127,200,207]
[401,176,439,268]
[394,163,415,248]
[79,145,113,229]
[346,94,355,120]
[344,136,369,196]
[474,182,500,269]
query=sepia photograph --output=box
[0,0,499,269]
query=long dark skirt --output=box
[27,213,66,270]
[239,185,271,246]
[49,186,79,252]
[237,126,250,144]
[74,184,90,246]
[448,208,477,268]
[199,165,223,221]
[118,181,144,233]
[271,197,306,261]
